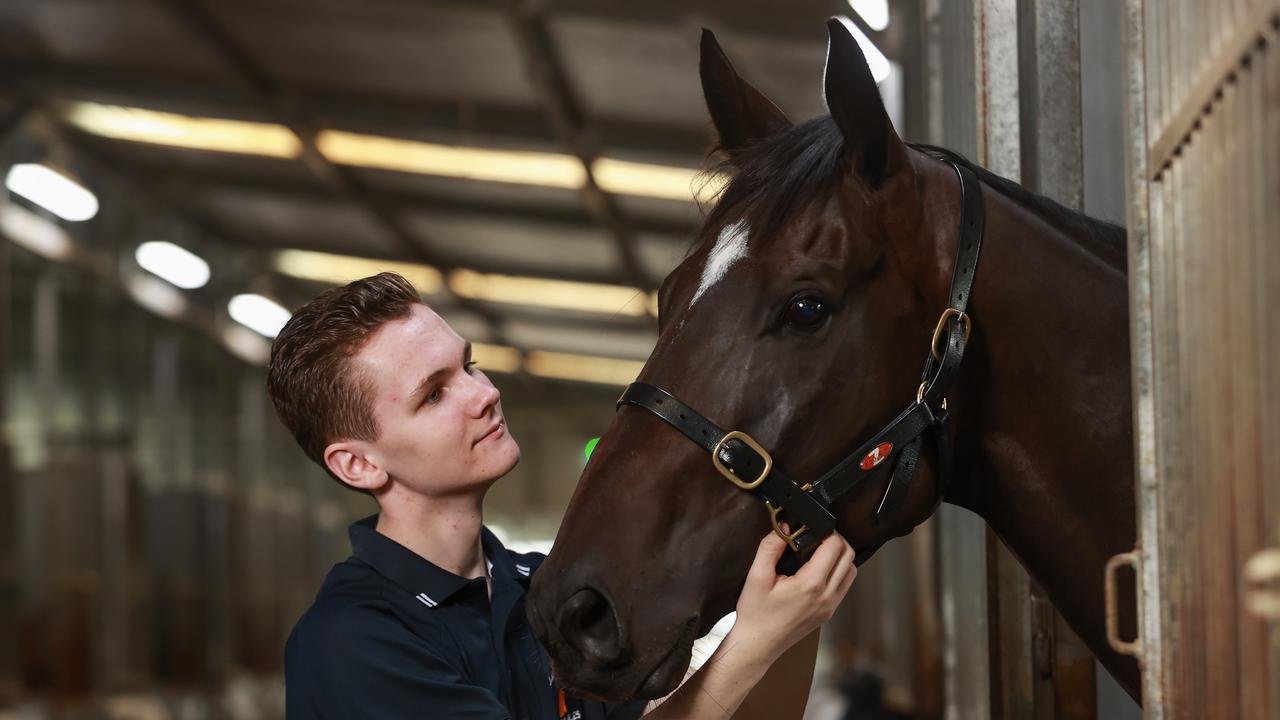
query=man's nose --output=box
[468,378,501,417]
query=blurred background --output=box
[0,0,1141,718]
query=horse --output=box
[527,19,1138,705]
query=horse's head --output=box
[529,20,963,700]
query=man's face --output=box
[353,304,520,495]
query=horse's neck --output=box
[942,183,1137,686]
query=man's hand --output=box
[640,531,856,719]
[730,531,857,665]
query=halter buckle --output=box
[765,500,809,552]
[711,431,772,490]
[930,308,972,362]
[916,380,948,410]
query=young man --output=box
[270,273,857,719]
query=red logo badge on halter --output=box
[861,443,894,471]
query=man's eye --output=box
[426,388,442,405]
[465,361,478,374]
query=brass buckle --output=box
[766,500,809,552]
[916,380,948,410]
[711,430,772,490]
[930,308,972,362]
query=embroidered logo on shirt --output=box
[515,564,531,577]
[416,593,438,608]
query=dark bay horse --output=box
[528,20,1137,704]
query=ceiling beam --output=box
[0,60,713,160]
[65,136,686,294]
[503,0,655,294]
[53,126,655,348]
[148,0,518,343]
[65,133,700,239]
[433,0,847,45]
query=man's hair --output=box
[267,272,421,489]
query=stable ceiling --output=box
[0,0,905,375]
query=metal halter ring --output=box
[765,500,809,552]
[916,381,948,411]
[711,431,773,491]
[930,309,972,362]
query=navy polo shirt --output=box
[284,515,648,720]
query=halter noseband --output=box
[616,160,986,566]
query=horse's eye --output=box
[784,296,829,329]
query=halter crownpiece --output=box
[617,158,986,566]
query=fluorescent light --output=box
[592,158,728,204]
[276,249,657,318]
[125,274,189,319]
[525,350,645,386]
[221,324,271,365]
[471,342,523,374]
[0,204,75,260]
[848,0,889,31]
[449,269,649,317]
[317,131,587,189]
[65,102,301,158]
[62,102,716,203]
[837,17,892,84]
[274,249,444,294]
[135,241,210,289]
[5,164,99,222]
[228,293,291,338]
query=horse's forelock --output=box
[694,116,850,256]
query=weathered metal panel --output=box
[1121,1,1166,716]
[0,442,15,706]
[938,505,991,720]
[924,0,995,716]
[1127,1,1280,716]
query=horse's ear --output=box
[823,18,908,186]
[700,29,791,159]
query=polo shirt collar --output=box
[350,514,510,608]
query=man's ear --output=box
[324,441,389,493]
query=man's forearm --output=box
[731,629,819,720]
[640,628,782,720]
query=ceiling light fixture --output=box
[135,240,211,289]
[5,163,99,221]
[64,102,713,203]
[837,17,892,84]
[449,269,650,317]
[274,249,444,294]
[0,204,75,260]
[848,0,890,31]
[65,102,301,158]
[317,131,587,189]
[125,274,189,320]
[228,293,292,338]
[471,342,523,374]
[524,350,645,386]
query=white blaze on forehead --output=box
[690,220,749,307]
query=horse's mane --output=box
[909,143,1127,264]
[694,116,1127,266]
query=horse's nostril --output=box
[558,587,625,665]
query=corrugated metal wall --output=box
[926,1,1140,717]
[1125,0,1280,717]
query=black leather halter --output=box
[617,161,986,567]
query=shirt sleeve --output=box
[285,603,511,720]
